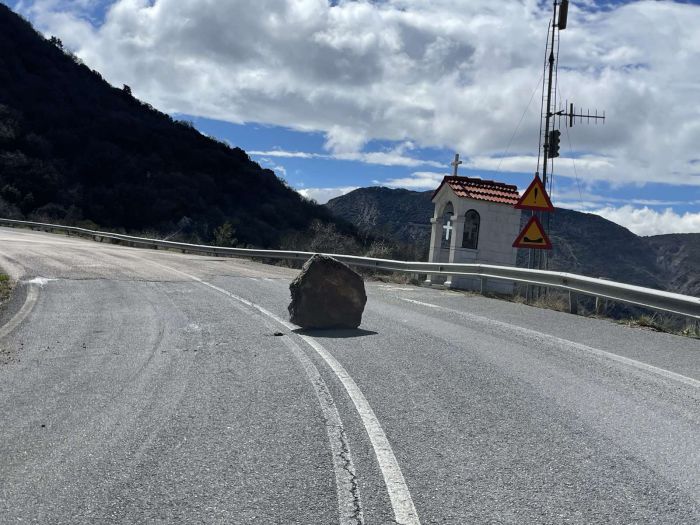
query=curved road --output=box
[1,226,699,524]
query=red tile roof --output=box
[432,176,520,206]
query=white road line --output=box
[278,335,364,525]
[296,334,421,525]
[146,260,420,525]
[401,298,700,389]
[402,298,440,309]
[0,284,39,340]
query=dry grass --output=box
[0,274,11,305]
[530,292,570,313]
[362,271,423,286]
[620,314,700,339]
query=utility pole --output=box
[532,0,605,272]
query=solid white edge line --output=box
[0,284,39,340]
[146,260,420,525]
[401,298,700,389]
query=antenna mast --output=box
[534,0,605,271]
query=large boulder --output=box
[288,254,367,329]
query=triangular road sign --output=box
[513,216,552,250]
[515,174,554,211]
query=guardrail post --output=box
[595,295,608,315]
[480,276,488,295]
[569,291,578,315]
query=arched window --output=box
[462,210,480,249]
[440,202,454,249]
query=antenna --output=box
[556,101,606,129]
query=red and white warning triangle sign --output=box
[515,174,554,211]
[513,216,552,250]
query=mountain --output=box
[544,208,664,290]
[326,187,699,297]
[646,234,700,297]
[325,187,434,258]
[0,4,344,247]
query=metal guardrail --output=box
[1,217,698,319]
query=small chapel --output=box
[426,155,522,294]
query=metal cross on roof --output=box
[450,153,462,177]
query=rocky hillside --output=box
[0,4,346,247]
[326,187,699,296]
[646,234,700,297]
[326,187,434,258]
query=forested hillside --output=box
[0,4,345,247]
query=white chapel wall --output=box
[428,184,522,294]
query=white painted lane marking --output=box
[296,334,421,525]
[278,335,364,525]
[401,298,700,389]
[402,298,440,309]
[145,260,420,525]
[0,284,39,340]
[21,277,56,287]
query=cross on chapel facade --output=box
[442,220,453,241]
[426,157,523,294]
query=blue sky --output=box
[10,0,700,235]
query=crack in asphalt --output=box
[338,426,364,525]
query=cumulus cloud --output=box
[16,0,700,186]
[591,205,700,236]
[297,186,358,204]
[249,143,443,168]
[381,171,447,189]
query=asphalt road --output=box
[1,226,699,524]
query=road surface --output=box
[1,226,699,524]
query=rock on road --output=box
[0,226,699,524]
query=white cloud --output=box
[249,150,323,160]
[381,171,447,189]
[249,145,443,168]
[591,205,700,236]
[16,0,700,186]
[297,186,358,204]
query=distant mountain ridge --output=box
[326,186,700,297]
[0,4,346,247]
[326,187,435,257]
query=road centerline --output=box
[143,259,421,525]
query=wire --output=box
[496,73,544,173]
[536,19,553,174]
[549,17,561,198]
